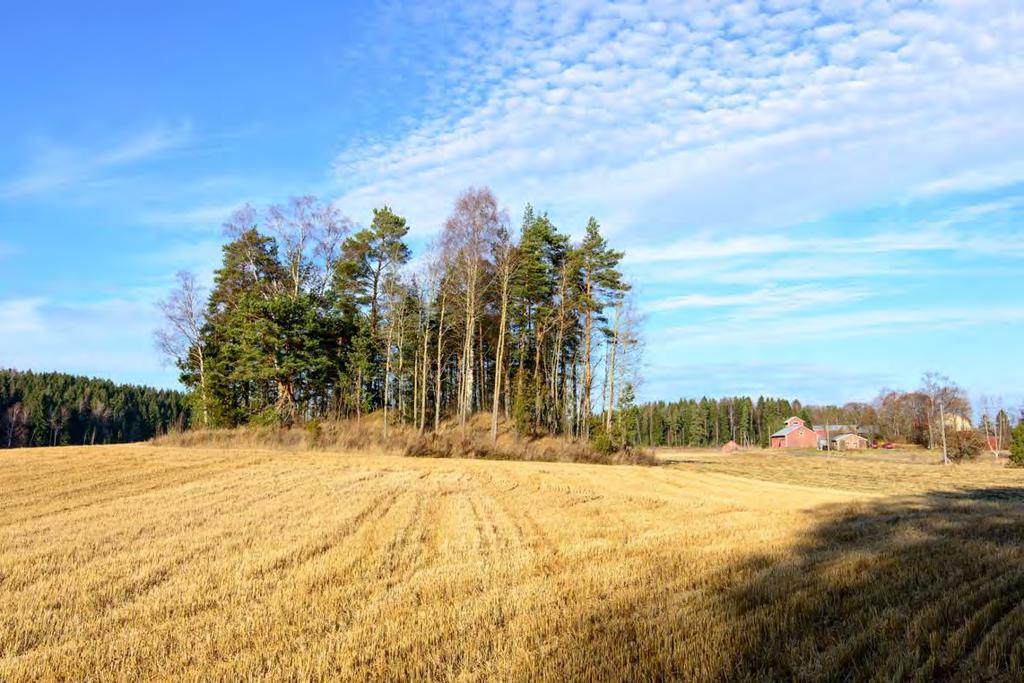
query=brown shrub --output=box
[946,430,986,461]
[154,414,658,466]
[401,426,657,465]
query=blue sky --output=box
[1,0,1022,410]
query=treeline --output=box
[1,369,189,448]
[813,372,1016,449]
[626,396,814,448]
[157,188,639,448]
[633,372,1021,451]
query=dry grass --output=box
[154,413,658,466]
[659,446,1017,494]
[2,444,1024,680]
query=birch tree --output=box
[442,187,503,429]
[155,271,210,426]
[490,225,517,442]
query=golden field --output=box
[3,445,1024,681]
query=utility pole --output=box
[939,400,949,465]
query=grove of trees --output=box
[157,188,639,447]
[0,369,189,448]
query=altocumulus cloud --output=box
[332,0,1024,239]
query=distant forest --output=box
[1,369,189,449]
[156,188,640,449]
[627,396,816,448]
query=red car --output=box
[881,442,895,449]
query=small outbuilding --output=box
[814,424,867,440]
[721,440,740,453]
[831,433,868,451]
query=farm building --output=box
[814,424,872,449]
[943,413,972,432]
[769,416,819,449]
[831,433,869,450]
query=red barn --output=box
[769,416,819,449]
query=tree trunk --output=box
[196,346,209,427]
[370,260,383,335]
[939,401,949,464]
[491,270,510,443]
[420,322,430,433]
[412,344,419,430]
[459,272,476,429]
[478,320,486,418]
[601,344,611,427]
[355,368,362,422]
[383,313,396,439]
[553,280,566,434]
[533,329,544,433]
[397,319,405,425]
[434,292,447,433]
[582,276,593,438]
[503,360,511,422]
[606,303,621,433]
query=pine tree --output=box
[1010,420,1024,467]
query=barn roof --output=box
[771,425,799,437]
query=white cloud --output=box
[0,122,193,199]
[0,298,47,335]
[640,360,893,404]
[645,284,869,314]
[635,253,943,287]
[141,202,247,230]
[661,306,1024,348]
[626,224,1024,266]
[910,162,1024,198]
[0,295,177,385]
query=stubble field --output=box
[3,444,1024,680]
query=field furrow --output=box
[2,444,1024,680]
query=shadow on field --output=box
[558,487,1024,681]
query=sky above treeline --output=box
[1,0,1022,408]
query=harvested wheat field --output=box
[3,446,1024,680]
